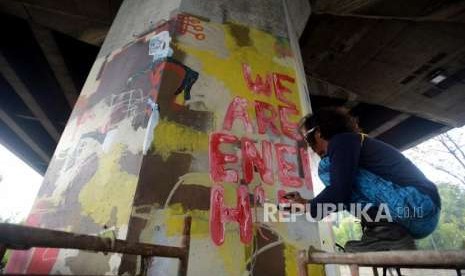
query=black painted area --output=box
[0,13,70,132]
[377,116,448,149]
[53,31,99,90]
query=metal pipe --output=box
[0,243,6,260]
[349,264,359,276]
[0,223,185,258]
[2,274,107,276]
[179,216,192,276]
[308,250,465,269]
[297,250,309,276]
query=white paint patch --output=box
[106,254,122,275]
[143,98,159,155]
[117,224,129,239]
[149,31,173,61]
[103,129,118,153]
[50,249,80,274]
[147,210,181,276]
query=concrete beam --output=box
[0,52,61,142]
[0,107,51,163]
[398,125,451,151]
[0,0,110,45]
[311,11,465,23]
[368,114,410,137]
[30,23,78,107]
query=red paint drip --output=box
[254,186,266,207]
[210,184,225,245]
[210,184,253,245]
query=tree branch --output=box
[429,163,465,186]
[437,135,465,170]
[444,133,465,163]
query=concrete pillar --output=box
[6,0,329,275]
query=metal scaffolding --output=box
[0,216,192,276]
[298,249,465,276]
[2,218,465,276]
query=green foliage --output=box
[333,213,362,247]
[0,216,15,271]
[417,183,465,250]
[332,183,465,250]
[1,250,10,271]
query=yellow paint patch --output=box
[174,92,185,106]
[79,144,138,227]
[164,204,247,275]
[308,264,326,276]
[284,244,299,276]
[165,204,210,237]
[175,21,302,129]
[151,118,209,160]
[284,244,326,276]
[218,231,247,276]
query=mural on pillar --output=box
[6,12,323,276]
[121,13,322,276]
[5,15,203,276]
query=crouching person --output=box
[285,107,441,252]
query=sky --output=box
[404,125,465,187]
[0,143,43,222]
[0,125,463,223]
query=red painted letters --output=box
[209,132,239,183]
[275,143,303,188]
[278,105,301,141]
[255,100,281,135]
[209,63,313,246]
[210,184,253,245]
[242,63,273,96]
[241,138,273,185]
[273,73,296,108]
[300,148,313,191]
[223,96,254,133]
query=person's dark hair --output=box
[299,107,361,140]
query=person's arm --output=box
[309,133,362,218]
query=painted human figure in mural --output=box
[285,107,441,252]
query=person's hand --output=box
[282,191,308,205]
